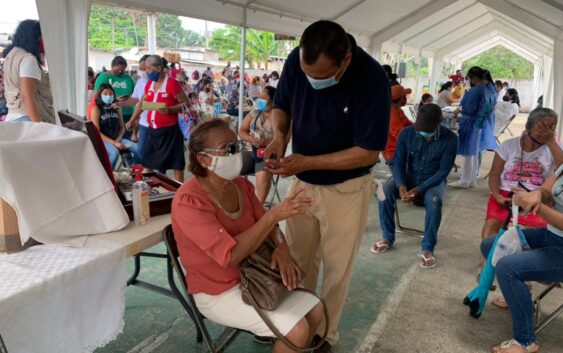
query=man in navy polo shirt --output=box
[264,20,390,352]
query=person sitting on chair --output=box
[494,88,520,137]
[383,84,413,163]
[239,86,276,204]
[480,169,563,353]
[371,104,458,268]
[90,83,139,169]
[482,108,562,240]
[171,119,323,352]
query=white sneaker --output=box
[448,180,472,189]
[469,181,477,188]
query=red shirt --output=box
[384,105,413,160]
[171,177,266,295]
[144,75,182,129]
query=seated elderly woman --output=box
[480,169,563,353]
[482,108,563,241]
[171,119,323,353]
[238,86,276,204]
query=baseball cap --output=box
[391,85,406,100]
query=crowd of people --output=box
[2,17,562,353]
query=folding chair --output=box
[495,114,517,144]
[162,225,244,353]
[266,175,282,210]
[0,334,8,353]
[114,151,133,171]
[534,282,563,333]
[381,155,424,239]
[241,150,282,210]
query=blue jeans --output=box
[137,125,149,164]
[481,228,563,346]
[378,178,445,253]
[104,139,140,169]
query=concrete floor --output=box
[95,114,562,353]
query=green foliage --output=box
[405,56,429,78]
[461,46,533,80]
[88,5,205,51]
[88,6,147,51]
[156,13,204,48]
[209,25,284,69]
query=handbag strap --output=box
[244,284,330,352]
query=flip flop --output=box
[370,240,391,254]
[419,253,435,269]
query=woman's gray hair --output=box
[145,55,164,69]
[526,108,558,130]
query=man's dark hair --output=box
[3,19,42,62]
[111,55,127,68]
[466,66,484,79]
[299,20,350,65]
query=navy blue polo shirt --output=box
[274,37,390,185]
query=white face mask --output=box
[206,152,243,180]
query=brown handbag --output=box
[240,241,329,352]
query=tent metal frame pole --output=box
[238,7,247,130]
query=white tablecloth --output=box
[0,238,127,353]
[0,122,129,246]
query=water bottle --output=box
[130,165,151,226]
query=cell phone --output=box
[118,94,130,101]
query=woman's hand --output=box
[268,187,313,222]
[513,188,542,214]
[270,243,301,290]
[157,106,171,115]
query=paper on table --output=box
[142,101,166,111]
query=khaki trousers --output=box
[285,174,374,344]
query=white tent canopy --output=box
[35,0,563,134]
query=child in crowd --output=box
[90,83,139,169]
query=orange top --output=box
[384,106,413,160]
[171,177,266,295]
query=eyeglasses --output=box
[202,140,244,155]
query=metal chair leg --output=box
[394,202,424,239]
[0,334,8,353]
[534,282,563,333]
[266,175,282,210]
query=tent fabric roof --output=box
[37,0,562,136]
[105,0,562,60]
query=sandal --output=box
[492,297,509,310]
[370,240,391,254]
[419,252,435,269]
[491,339,540,353]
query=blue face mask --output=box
[101,95,114,105]
[306,75,338,90]
[256,98,268,111]
[418,130,437,139]
[147,71,160,82]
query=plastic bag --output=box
[491,227,522,266]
